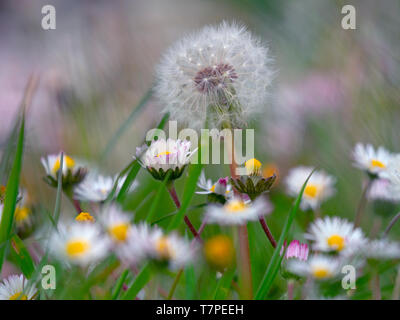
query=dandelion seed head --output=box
[155,21,273,129]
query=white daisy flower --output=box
[148,232,194,270]
[155,21,273,129]
[205,196,268,225]
[285,166,336,211]
[361,239,400,261]
[287,255,341,280]
[306,216,366,255]
[0,274,37,300]
[196,170,232,197]
[367,178,400,202]
[116,223,159,266]
[352,143,393,177]
[383,155,400,190]
[99,205,133,244]
[74,172,135,202]
[139,138,196,181]
[41,152,86,187]
[49,222,110,267]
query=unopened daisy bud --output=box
[138,138,196,182]
[75,212,95,223]
[0,274,37,300]
[352,143,394,178]
[230,165,276,200]
[155,21,273,130]
[41,153,86,189]
[281,240,309,261]
[204,235,235,271]
[245,158,262,176]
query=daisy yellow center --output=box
[370,159,385,169]
[225,200,247,213]
[109,223,130,242]
[9,292,27,300]
[66,239,90,258]
[210,185,216,192]
[156,237,173,259]
[52,155,75,174]
[245,158,262,175]
[204,235,234,270]
[156,151,171,158]
[75,212,95,222]
[312,267,332,279]
[14,206,30,223]
[327,234,345,251]
[304,184,319,198]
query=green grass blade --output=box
[213,269,235,299]
[184,264,196,299]
[146,171,171,223]
[121,263,152,300]
[10,234,35,278]
[0,118,20,185]
[116,161,141,203]
[111,269,130,300]
[0,115,25,273]
[101,87,153,161]
[254,169,316,299]
[53,152,63,224]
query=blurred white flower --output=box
[205,196,269,225]
[49,222,110,267]
[155,21,273,129]
[74,172,135,202]
[362,239,400,260]
[287,255,341,281]
[367,178,400,202]
[99,205,133,244]
[0,274,37,300]
[306,216,366,255]
[352,143,393,177]
[285,166,336,211]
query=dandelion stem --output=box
[384,211,400,237]
[167,269,183,300]
[167,183,202,242]
[354,178,373,227]
[259,217,277,248]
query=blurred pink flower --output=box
[280,240,309,261]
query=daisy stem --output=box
[167,269,183,300]
[392,267,400,300]
[167,183,202,242]
[371,270,381,300]
[287,280,295,300]
[354,178,373,227]
[259,217,277,248]
[383,211,400,237]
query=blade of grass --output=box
[53,152,63,224]
[254,169,316,300]
[111,269,130,300]
[146,171,172,223]
[0,118,20,185]
[213,269,235,299]
[184,264,196,299]
[151,203,207,226]
[0,114,25,273]
[121,263,152,300]
[101,87,153,161]
[9,234,35,278]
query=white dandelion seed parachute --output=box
[155,21,274,129]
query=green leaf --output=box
[101,87,153,161]
[0,117,20,185]
[121,263,152,300]
[146,171,172,223]
[0,115,25,273]
[254,169,316,299]
[116,161,141,203]
[111,269,130,300]
[9,234,35,278]
[184,264,196,299]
